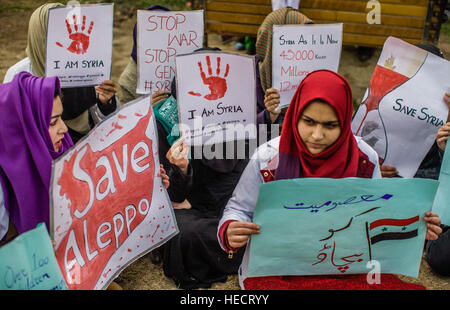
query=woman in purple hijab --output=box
[0,72,73,244]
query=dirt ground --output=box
[1,1,449,290]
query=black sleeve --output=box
[167,164,193,203]
[425,224,450,276]
[156,121,192,203]
[414,142,443,180]
[97,95,117,116]
[61,87,97,120]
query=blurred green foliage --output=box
[441,21,450,37]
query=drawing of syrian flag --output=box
[367,215,420,245]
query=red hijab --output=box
[275,70,360,179]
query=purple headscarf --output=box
[131,5,171,62]
[0,72,73,234]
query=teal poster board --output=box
[0,223,68,290]
[248,178,438,278]
[432,141,450,225]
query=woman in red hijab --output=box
[217,70,442,289]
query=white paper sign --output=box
[272,23,343,108]
[272,0,300,11]
[176,52,257,146]
[136,10,204,94]
[50,95,178,290]
[352,37,450,177]
[46,4,114,88]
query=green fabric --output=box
[244,36,255,51]
[153,95,180,146]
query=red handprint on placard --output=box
[188,55,230,101]
[56,14,94,55]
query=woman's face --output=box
[297,100,341,155]
[48,96,68,152]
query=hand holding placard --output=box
[47,4,113,87]
[436,122,450,151]
[95,80,117,105]
[51,96,178,289]
[264,88,281,122]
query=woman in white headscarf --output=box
[3,3,120,144]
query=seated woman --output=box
[0,72,73,244]
[153,75,247,289]
[217,70,442,289]
[0,72,169,292]
[425,121,450,276]
[3,3,119,144]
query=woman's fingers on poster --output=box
[424,211,442,241]
[100,80,116,89]
[229,236,251,248]
[160,164,170,189]
[437,135,448,151]
[172,199,192,210]
[151,90,169,107]
[227,221,260,248]
[166,138,189,173]
[380,165,398,178]
[96,80,117,104]
[264,88,281,112]
[444,92,450,109]
[436,122,450,151]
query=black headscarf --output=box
[416,44,445,58]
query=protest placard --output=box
[50,95,178,290]
[175,51,257,146]
[272,23,343,108]
[136,10,204,94]
[271,0,300,11]
[247,178,438,279]
[0,223,68,290]
[351,37,450,177]
[46,3,113,88]
[432,141,450,225]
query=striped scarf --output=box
[256,7,313,92]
